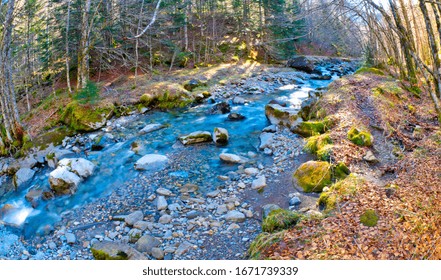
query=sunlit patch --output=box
[279,84,298,91]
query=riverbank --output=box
[0,57,359,260]
[254,68,441,260]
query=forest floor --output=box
[256,70,441,260]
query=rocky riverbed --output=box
[0,57,358,260]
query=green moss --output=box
[360,209,379,227]
[347,127,373,146]
[294,118,333,137]
[33,126,75,150]
[140,94,155,106]
[304,133,333,160]
[333,162,350,180]
[318,174,363,212]
[61,101,114,132]
[355,67,385,76]
[293,161,332,193]
[248,231,286,260]
[318,191,338,212]
[91,248,128,260]
[262,209,302,233]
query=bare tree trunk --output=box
[77,0,92,89]
[66,0,72,95]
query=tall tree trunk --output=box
[66,0,72,95]
[77,0,92,89]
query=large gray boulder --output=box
[134,154,168,171]
[265,104,303,130]
[13,168,36,188]
[287,56,316,73]
[179,131,213,145]
[58,158,95,178]
[49,166,82,195]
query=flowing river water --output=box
[0,62,354,259]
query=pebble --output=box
[158,214,172,224]
[157,196,168,210]
[65,233,76,244]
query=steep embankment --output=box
[254,68,441,260]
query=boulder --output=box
[225,210,246,223]
[219,153,248,164]
[265,104,303,129]
[139,123,165,135]
[251,176,267,190]
[213,127,229,145]
[227,112,246,121]
[287,56,316,73]
[134,154,168,171]
[58,158,95,178]
[208,102,231,114]
[62,101,114,132]
[259,132,274,150]
[293,161,332,193]
[179,131,212,145]
[13,168,36,188]
[151,248,164,260]
[135,235,161,255]
[91,240,147,260]
[49,166,82,195]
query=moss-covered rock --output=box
[360,209,379,227]
[61,101,114,132]
[262,209,302,233]
[179,131,213,145]
[265,104,302,129]
[318,174,363,212]
[304,133,333,160]
[347,127,373,146]
[293,161,332,193]
[293,118,333,137]
[91,240,147,260]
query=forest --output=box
[0,0,440,261]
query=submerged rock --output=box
[213,127,229,145]
[208,102,231,114]
[139,123,165,135]
[227,112,246,121]
[179,131,212,145]
[134,154,169,171]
